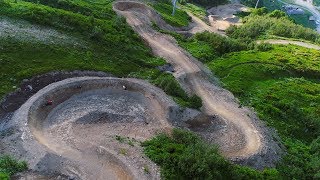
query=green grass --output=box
[0,155,28,178]
[142,129,280,179]
[206,45,320,179]
[180,3,206,20]
[153,3,191,27]
[227,11,320,43]
[0,0,202,109]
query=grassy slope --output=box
[0,0,201,109]
[207,45,320,179]
[0,155,28,179]
[152,3,191,27]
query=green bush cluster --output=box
[226,9,320,43]
[0,155,28,178]
[152,73,202,109]
[142,129,279,179]
[171,31,248,63]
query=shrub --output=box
[255,43,273,51]
[142,129,278,179]
[0,155,28,177]
[194,32,248,55]
[227,10,320,42]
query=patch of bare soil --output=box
[207,4,249,31]
[0,71,113,113]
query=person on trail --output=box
[123,85,127,90]
[45,99,53,106]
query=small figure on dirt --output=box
[45,99,53,106]
[123,85,127,90]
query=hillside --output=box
[0,0,319,179]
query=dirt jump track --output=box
[114,1,262,157]
[0,1,292,179]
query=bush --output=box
[151,73,202,109]
[227,10,320,42]
[0,173,9,180]
[0,155,28,177]
[194,32,248,55]
[142,129,278,179]
[255,43,273,51]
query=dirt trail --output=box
[114,1,263,158]
[259,39,320,50]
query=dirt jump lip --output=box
[14,77,179,180]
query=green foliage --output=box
[0,155,28,177]
[180,3,206,20]
[268,10,286,18]
[153,3,191,27]
[194,32,248,56]
[251,7,268,16]
[142,129,278,179]
[255,43,273,51]
[172,31,248,63]
[207,45,320,179]
[0,173,9,180]
[152,73,202,109]
[227,10,320,43]
[0,0,200,109]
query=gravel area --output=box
[0,16,86,47]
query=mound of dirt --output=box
[207,4,248,31]
[0,71,113,114]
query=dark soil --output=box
[0,71,113,115]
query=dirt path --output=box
[114,1,263,158]
[259,39,320,50]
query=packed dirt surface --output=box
[0,71,113,113]
[207,4,248,32]
[114,0,282,167]
[1,77,189,179]
[259,39,320,50]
